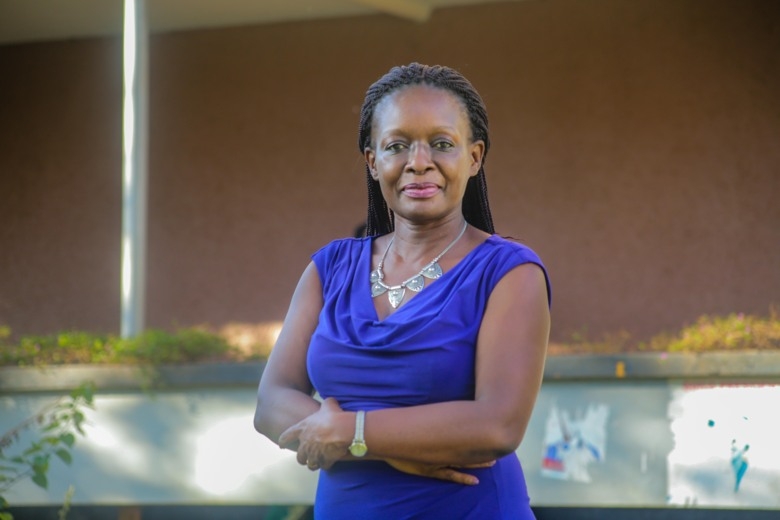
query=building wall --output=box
[1,0,779,343]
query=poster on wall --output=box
[667,383,780,507]
[541,402,609,483]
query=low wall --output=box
[1,352,779,513]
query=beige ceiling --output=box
[0,0,517,45]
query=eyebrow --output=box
[378,126,460,139]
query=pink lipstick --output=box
[402,183,439,198]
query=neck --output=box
[370,219,469,309]
[389,217,468,263]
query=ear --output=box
[364,147,379,180]
[469,140,485,177]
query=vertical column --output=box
[121,0,148,338]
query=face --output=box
[364,85,484,226]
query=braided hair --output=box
[358,63,495,236]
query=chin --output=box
[395,209,449,224]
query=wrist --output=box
[348,410,368,457]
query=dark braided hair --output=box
[358,63,495,236]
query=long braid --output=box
[358,63,496,236]
[365,166,393,236]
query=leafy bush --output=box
[0,328,242,367]
[2,311,778,365]
[551,309,780,355]
[642,311,780,353]
[0,384,95,519]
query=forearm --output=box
[352,399,532,466]
[254,388,320,445]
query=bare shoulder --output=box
[488,262,549,316]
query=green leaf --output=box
[0,512,13,520]
[43,436,60,446]
[31,472,48,489]
[32,455,49,474]
[54,449,72,465]
[76,382,96,404]
[59,433,75,447]
[41,421,61,432]
[22,443,41,456]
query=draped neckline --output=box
[366,234,494,323]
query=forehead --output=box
[372,84,469,133]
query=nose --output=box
[405,142,433,174]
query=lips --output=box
[402,182,440,198]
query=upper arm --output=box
[474,262,550,447]
[257,260,323,407]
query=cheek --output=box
[376,151,402,169]
[375,158,403,183]
[374,171,397,197]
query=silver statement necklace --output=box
[370,221,468,309]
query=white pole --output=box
[121,0,148,338]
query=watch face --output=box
[349,442,368,457]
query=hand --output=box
[384,458,495,486]
[278,397,350,471]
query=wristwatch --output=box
[348,410,368,457]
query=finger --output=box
[278,425,302,450]
[277,428,293,448]
[453,460,496,469]
[296,449,308,466]
[306,459,320,471]
[322,397,341,411]
[434,468,479,486]
[319,450,344,470]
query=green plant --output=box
[641,310,780,353]
[0,383,95,519]
[58,485,75,520]
[117,328,233,364]
[0,327,243,367]
[551,308,780,355]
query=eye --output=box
[432,140,454,150]
[385,142,407,153]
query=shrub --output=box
[0,328,241,367]
[551,309,780,355]
[0,384,95,519]
[641,310,780,353]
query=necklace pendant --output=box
[369,221,467,307]
[421,262,443,280]
[406,275,425,292]
[388,287,406,309]
[371,281,388,297]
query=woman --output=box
[254,63,551,519]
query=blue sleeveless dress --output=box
[307,234,550,519]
